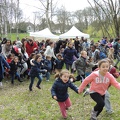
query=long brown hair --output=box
[34,54,42,61]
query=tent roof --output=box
[59,26,90,39]
[30,28,59,39]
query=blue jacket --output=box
[30,61,45,77]
[63,47,79,65]
[44,59,52,72]
[0,54,10,79]
[51,78,78,102]
[54,59,64,69]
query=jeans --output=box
[29,74,42,89]
[46,72,50,80]
[90,92,105,116]
[58,98,71,118]
[105,91,112,112]
[65,64,72,72]
[115,54,120,67]
[10,72,20,83]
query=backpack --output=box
[99,51,107,60]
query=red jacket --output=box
[26,42,38,57]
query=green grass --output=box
[2,33,29,41]
[0,75,120,120]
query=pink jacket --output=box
[79,70,120,95]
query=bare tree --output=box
[87,0,120,37]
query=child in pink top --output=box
[78,59,120,120]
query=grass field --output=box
[2,33,29,41]
[0,74,120,120]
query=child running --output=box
[51,69,79,119]
[78,59,120,120]
[29,54,47,91]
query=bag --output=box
[99,51,107,59]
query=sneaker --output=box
[29,88,32,91]
[106,110,114,114]
[83,88,90,97]
[36,85,41,89]
[90,109,97,120]
[0,82,3,87]
[46,80,49,81]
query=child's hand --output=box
[78,90,81,94]
[44,69,47,72]
[53,96,57,100]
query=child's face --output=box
[99,62,109,75]
[47,57,51,60]
[58,56,62,59]
[60,73,70,83]
[82,52,87,58]
[14,58,18,63]
[68,43,73,48]
[37,57,42,62]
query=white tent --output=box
[59,26,90,39]
[29,28,59,39]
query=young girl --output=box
[51,69,79,119]
[6,53,15,78]
[29,54,47,91]
[78,59,120,120]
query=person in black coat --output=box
[63,42,79,72]
[9,56,23,84]
[51,69,79,119]
[29,54,47,91]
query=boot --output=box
[90,109,98,120]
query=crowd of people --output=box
[0,36,120,119]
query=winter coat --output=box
[75,56,89,75]
[0,54,10,79]
[44,59,52,72]
[26,42,38,57]
[9,61,22,74]
[51,78,78,102]
[54,59,64,69]
[30,61,45,77]
[63,47,79,65]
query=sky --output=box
[19,0,90,22]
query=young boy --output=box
[74,51,89,82]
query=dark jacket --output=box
[44,59,52,72]
[63,47,79,65]
[51,78,78,102]
[0,54,10,79]
[54,59,64,69]
[30,61,45,77]
[9,61,22,74]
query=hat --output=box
[16,41,22,48]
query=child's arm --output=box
[69,82,79,93]
[30,59,34,66]
[51,82,58,100]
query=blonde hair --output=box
[80,50,87,55]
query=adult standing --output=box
[44,41,56,72]
[1,40,12,59]
[26,39,38,57]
